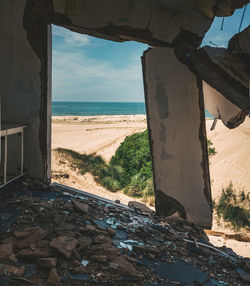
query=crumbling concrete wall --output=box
[142,47,212,228]
[0,0,248,227]
[0,0,51,181]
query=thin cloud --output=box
[53,25,90,46]
[52,45,144,102]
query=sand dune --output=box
[52,115,146,161]
[206,118,250,200]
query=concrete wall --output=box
[142,48,212,228]
[0,0,50,180]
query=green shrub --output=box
[110,130,152,186]
[100,176,121,192]
[124,173,148,197]
[142,178,154,198]
[207,139,216,157]
[214,183,250,230]
[110,130,154,198]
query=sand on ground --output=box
[51,115,250,257]
[52,115,151,207]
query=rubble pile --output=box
[0,184,249,285]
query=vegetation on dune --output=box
[56,130,154,204]
[213,182,250,230]
[56,131,216,207]
[110,130,154,203]
[207,139,216,157]
[56,148,124,192]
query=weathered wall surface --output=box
[34,0,213,47]
[142,48,212,228]
[0,0,50,180]
[203,81,247,128]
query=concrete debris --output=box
[128,201,154,214]
[0,264,26,277]
[0,243,13,259]
[0,183,249,285]
[50,236,78,259]
[48,267,61,285]
[73,201,89,214]
[38,258,57,268]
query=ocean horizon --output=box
[52,101,214,118]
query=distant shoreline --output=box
[52,101,214,118]
[52,114,214,119]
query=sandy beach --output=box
[52,115,250,257]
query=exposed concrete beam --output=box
[27,0,214,47]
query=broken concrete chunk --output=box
[72,249,81,260]
[38,258,57,268]
[128,201,153,213]
[73,201,89,214]
[95,244,120,260]
[95,234,112,244]
[50,236,78,259]
[106,227,116,236]
[9,253,18,263]
[14,231,33,239]
[18,247,52,260]
[0,244,13,259]
[112,256,143,279]
[77,237,92,250]
[133,245,160,255]
[17,228,46,249]
[109,262,119,270]
[0,264,26,277]
[91,255,107,263]
[48,267,61,285]
[2,236,18,246]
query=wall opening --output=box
[51,25,155,207]
[201,6,250,232]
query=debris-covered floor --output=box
[0,182,249,286]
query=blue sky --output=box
[52,5,249,102]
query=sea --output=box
[52,101,213,118]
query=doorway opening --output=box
[51,25,155,207]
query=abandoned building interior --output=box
[0,0,249,285]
